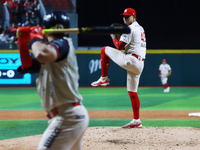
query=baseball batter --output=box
[159,59,172,92]
[91,8,146,128]
[17,10,89,150]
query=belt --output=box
[132,54,145,61]
[46,102,81,119]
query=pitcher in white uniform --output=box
[17,10,89,150]
[159,59,172,93]
[91,8,146,128]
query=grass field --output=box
[0,87,200,140]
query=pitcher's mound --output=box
[0,127,200,150]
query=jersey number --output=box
[141,32,146,42]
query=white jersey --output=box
[159,63,171,77]
[120,21,146,58]
[36,38,83,112]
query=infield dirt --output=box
[0,110,200,150]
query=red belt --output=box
[132,54,145,61]
[46,102,81,119]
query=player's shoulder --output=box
[159,64,163,66]
[130,21,144,32]
[50,38,69,47]
[166,64,171,67]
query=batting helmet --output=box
[43,10,70,29]
[162,59,166,62]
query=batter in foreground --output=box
[17,10,89,150]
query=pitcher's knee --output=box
[101,46,107,53]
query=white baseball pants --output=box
[105,46,144,92]
[37,104,89,150]
[160,75,168,85]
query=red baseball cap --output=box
[120,8,136,17]
[162,59,166,62]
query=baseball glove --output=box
[167,73,171,78]
[110,23,123,40]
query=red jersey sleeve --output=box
[112,38,126,50]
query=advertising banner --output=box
[0,53,31,85]
[0,50,200,86]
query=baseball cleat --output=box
[122,119,142,128]
[164,87,170,93]
[91,76,110,86]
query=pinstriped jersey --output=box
[36,37,83,112]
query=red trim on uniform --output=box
[18,36,33,70]
[112,38,126,50]
[164,83,169,88]
[159,70,161,75]
[128,91,140,119]
[72,102,81,107]
[101,46,110,77]
[47,102,80,119]
[49,43,60,58]
[132,54,145,61]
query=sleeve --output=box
[49,38,70,62]
[120,33,131,44]
[17,58,41,74]
[112,38,126,50]
[119,26,133,45]
[159,65,161,75]
[159,65,161,71]
[168,64,171,71]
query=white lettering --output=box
[7,70,15,78]
[89,59,101,74]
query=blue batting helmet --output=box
[43,10,70,29]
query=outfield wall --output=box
[0,50,200,86]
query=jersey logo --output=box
[141,32,146,42]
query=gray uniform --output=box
[37,37,89,150]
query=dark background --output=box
[76,0,200,49]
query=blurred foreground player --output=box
[159,59,172,93]
[91,8,146,128]
[17,10,89,150]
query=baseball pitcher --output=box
[91,8,146,128]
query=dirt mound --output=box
[1,127,200,150]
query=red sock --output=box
[163,83,169,89]
[18,36,33,70]
[101,46,110,77]
[128,91,140,119]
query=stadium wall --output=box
[0,50,200,86]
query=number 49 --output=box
[141,32,146,42]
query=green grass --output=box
[0,119,199,140]
[0,120,47,140]
[0,87,199,110]
[81,87,200,110]
[0,87,200,140]
[0,88,42,110]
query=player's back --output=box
[36,37,82,112]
